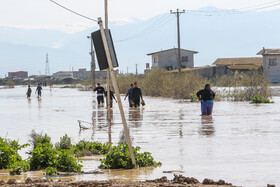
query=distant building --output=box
[147,48,198,70]
[73,69,91,79]
[213,57,263,73]
[51,68,109,80]
[257,48,280,83]
[52,71,74,80]
[8,71,28,79]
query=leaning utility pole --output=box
[97,17,136,166]
[170,9,185,73]
[89,37,96,86]
[105,0,112,144]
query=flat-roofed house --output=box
[257,48,280,83]
[147,48,198,70]
[212,57,263,72]
[8,71,28,79]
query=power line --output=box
[116,14,171,42]
[49,0,98,23]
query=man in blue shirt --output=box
[124,84,134,107]
[197,84,215,116]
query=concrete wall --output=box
[263,55,280,83]
[151,49,195,70]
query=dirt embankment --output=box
[0,175,240,187]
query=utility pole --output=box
[127,66,129,74]
[170,9,185,74]
[98,17,136,166]
[87,36,96,86]
[45,53,50,75]
[136,64,138,75]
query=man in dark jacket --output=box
[35,84,43,98]
[131,82,144,108]
[105,89,117,108]
[124,83,134,107]
[26,85,32,98]
[94,83,105,105]
[197,84,215,116]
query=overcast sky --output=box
[0,0,278,33]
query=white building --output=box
[147,48,198,70]
[257,48,280,83]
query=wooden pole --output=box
[104,0,111,144]
[97,17,136,166]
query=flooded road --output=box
[1,86,280,186]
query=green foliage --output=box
[190,93,197,102]
[55,134,72,150]
[29,142,58,170]
[100,143,161,169]
[56,150,82,172]
[29,133,83,172]
[45,167,57,176]
[0,137,28,171]
[74,140,111,157]
[9,160,30,175]
[251,94,273,104]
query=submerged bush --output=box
[212,71,272,101]
[29,132,82,172]
[74,140,111,157]
[100,143,161,169]
[251,94,273,104]
[9,160,30,175]
[56,150,82,172]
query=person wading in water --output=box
[94,83,105,106]
[26,85,32,98]
[35,84,43,98]
[131,82,144,108]
[124,83,134,108]
[197,84,215,116]
[105,89,117,108]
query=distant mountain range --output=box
[1,6,280,77]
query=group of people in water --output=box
[26,84,43,98]
[26,81,215,116]
[94,82,215,116]
[94,81,145,108]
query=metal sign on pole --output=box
[97,17,136,166]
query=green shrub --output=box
[29,142,58,170]
[74,140,111,157]
[251,94,273,104]
[100,143,161,169]
[56,150,82,172]
[0,137,28,170]
[55,134,72,150]
[45,167,57,176]
[9,160,30,175]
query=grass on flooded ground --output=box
[116,69,272,102]
[0,131,160,176]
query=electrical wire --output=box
[116,14,172,42]
[49,0,98,23]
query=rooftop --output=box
[147,48,198,56]
[257,48,280,55]
[212,57,262,67]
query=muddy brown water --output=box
[0,86,280,187]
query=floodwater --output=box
[1,86,280,187]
